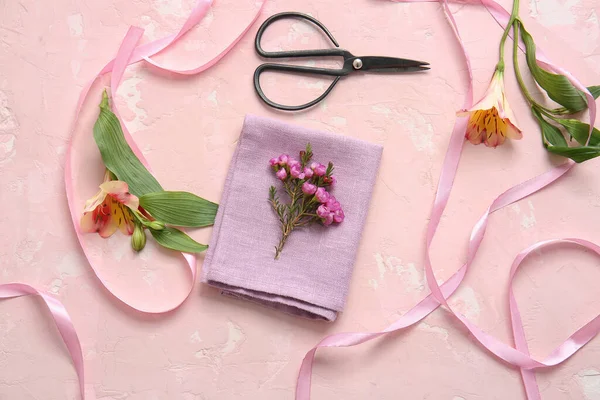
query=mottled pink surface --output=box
[1,0,600,399]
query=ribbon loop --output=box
[295,1,599,399]
[2,1,265,398]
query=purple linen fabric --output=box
[201,115,382,321]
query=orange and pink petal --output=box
[83,189,108,214]
[109,198,136,235]
[100,181,139,210]
[506,121,523,139]
[98,215,119,238]
[466,124,483,145]
[80,211,100,233]
[80,201,111,234]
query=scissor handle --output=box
[255,11,351,59]
[253,64,342,111]
[254,12,352,111]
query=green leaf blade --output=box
[547,146,600,163]
[587,85,600,100]
[139,191,218,228]
[551,86,600,114]
[521,27,588,113]
[149,227,208,253]
[93,91,163,197]
[531,107,567,147]
[556,119,600,146]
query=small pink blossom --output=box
[324,175,336,186]
[288,158,301,168]
[317,204,330,218]
[317,201,344,225]
[278,154,290,165]
[290,164,302,179]
[326,196,341,212]
[276,168,287,180]
[323,213,334,226]
[315,187,330,203]
[303,167,313,178]
[314,163,327,176]
[269,157,279,166]
[302,182,317,195]
[333,208,345,223]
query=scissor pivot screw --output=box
[352,58,363,70]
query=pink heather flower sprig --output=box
[268,143,344,259]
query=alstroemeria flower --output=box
[457,70,523,147]
[80,171,139,238]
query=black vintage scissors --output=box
[253,12,430,111]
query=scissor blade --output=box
[359,56,429,72]
[366,66,430,73]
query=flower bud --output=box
[288,158,301,168]
[278,154,289,165]
[302,181,317,195]
[148,221,165,230]
[290,164,302,179]
[313,163,327,177]
[317,204,330,218]
[276,168,288,181]
[131,224,147,252]
[315,187,330,203]
[333,208,345,223]
[326,196,341,211]
[323,175,336,186]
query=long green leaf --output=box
[531,107,567,147]
[588,85,600,99]
[140,191,218,227]
[552,86,600,114]
[547,146,600,163]
[149,227,208,253]
[521,26,587,112]
[93,90,163,197]
[556,119,600,146]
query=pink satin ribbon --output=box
[0,284,85,398]
[0,1,264,398]
[295,1,598,399]
[66,0,264,313]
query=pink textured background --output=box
[1,0,600,399]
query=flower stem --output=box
[512,20,536,105]
[512,20,557,116]
[497,0,520,72]
[274,224,292,260]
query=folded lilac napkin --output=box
[202,115,382,321]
